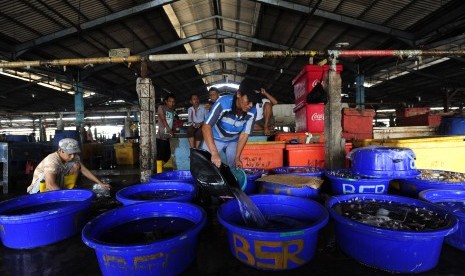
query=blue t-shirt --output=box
[205,95,257,142]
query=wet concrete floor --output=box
[1,169,465,275]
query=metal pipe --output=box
[2,49,465,69]
[0,56,142,68]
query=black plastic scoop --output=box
[189,148,241,199]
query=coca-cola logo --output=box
[312,79,325,87]
[311,113,324,121]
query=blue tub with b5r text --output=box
[217,194,328,271]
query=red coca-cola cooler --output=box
[294,102,324,133]
[292,64,343,105]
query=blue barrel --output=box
[243,168,266,195]
[259,181,320,199]
[325,169,391,195]
[217,195,328,271]
[0,190,94,249]
[82,201,206,276]
[149,170,195,183]
[399,169,465,197]
[349,146,420,178]
[272,166,324,178]
[115,181,197,205]
[326,194,457,273]
[420,189,465,251]
[440,117,465,135]
[6,135,30,142]
[53,130,81,150]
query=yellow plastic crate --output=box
[353,136,465,173]
[114,143,139,165]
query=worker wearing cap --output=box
[27,138,110,194]
[201,84,261,168]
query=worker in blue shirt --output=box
[201,84,262,168]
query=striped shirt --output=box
[205,94,257,142]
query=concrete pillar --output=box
[136,77,157,182]
[324,62,345,170]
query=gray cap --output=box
[58,138,81,154]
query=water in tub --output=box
[333,198,449,230]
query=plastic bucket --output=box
[272,166,324,178]
[326,194,458,273]
[399,169,465,197]
[217,194,328,271]
[243,168,266,195]
[325,169,390,195]
[0,190,94,249]
[419,189,465,251]
[82,201,206,276]
[116,181,197,205]
[348,146,420,178]
[149,170,195,183]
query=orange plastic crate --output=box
[241,142,286,169]
[285,143,352,167]
[274,132,308,144]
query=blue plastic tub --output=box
[116,181,197,205]
[259,181,320,199]
[326,194,458,273]
[440,117,465,135]
[348,146,420,178]
[420,189,465,251]
[149,170,195,183]
[82,201,206,276]
[399,169,465,197]
[325,169,391,195]
[0,189,94,249]
[217,194,328,271]
[272,166,324,178]
[243,168,266,195]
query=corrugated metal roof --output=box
[0,0,464,113]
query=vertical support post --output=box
[74,82,85,128]
[356,74,365,110]
[39,116,46,142]
[324,60,345,170]
[443,88,450,112]
[136,77,156,182]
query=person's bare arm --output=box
[201,124,222,167]
[263,102,273,135]
[158,107,174,136]
[261,88,278,106]
[80,162,110,190]
[234,132,249,168]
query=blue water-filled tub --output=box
[399,169,465,197]
[272,166,324,178]
[116,181,197,205]
[326,193,457,273]
[0,189,94,249]
[217,194,328,271]
[420,189,465,251]
[325,169,391,195]
[149,170,195,183]
[82,201,206,276]
[243,168,266,194]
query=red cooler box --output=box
[294,102,324,133]
[285,143,352,167]
[292,64,343,105]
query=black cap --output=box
[238,83,262,105]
